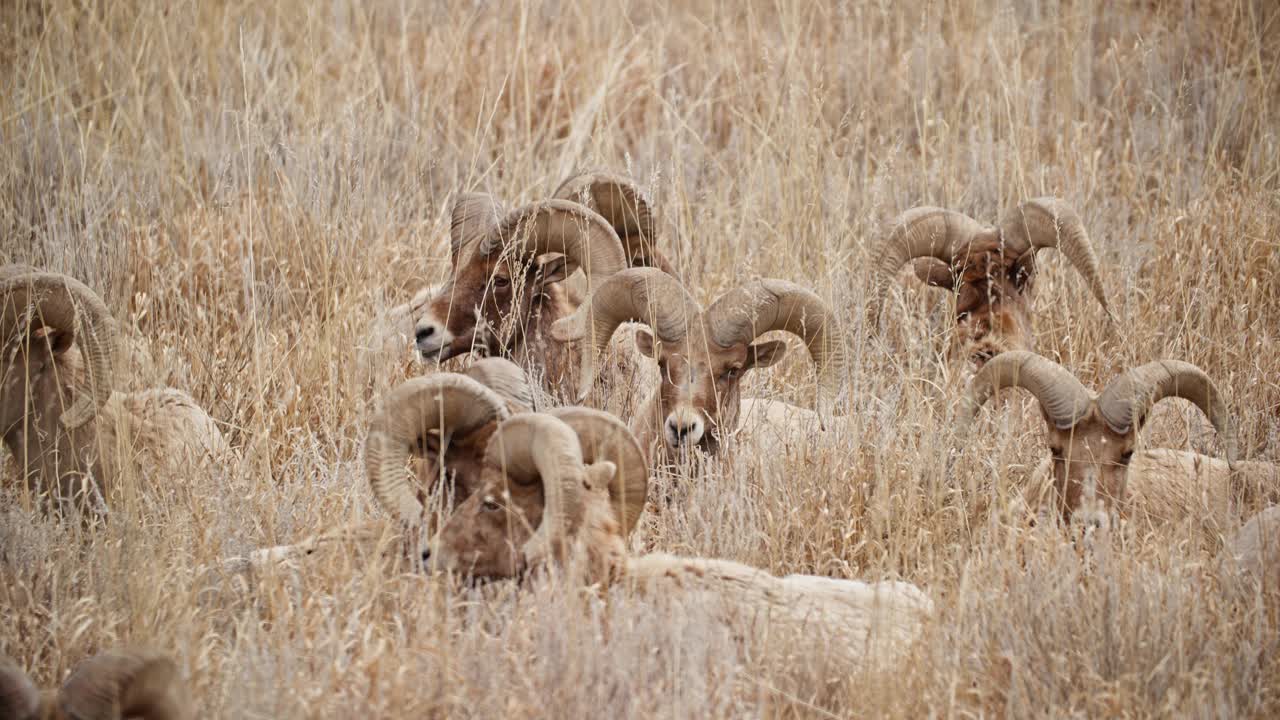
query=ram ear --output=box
[584,461,617,491]
[534,254,570,287]
[744,340,787,370]
[633,328,656,358]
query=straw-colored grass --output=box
[3,0,1279,716]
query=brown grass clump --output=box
[3,0,1279,716]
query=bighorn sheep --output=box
[409,196,630,397]
[0,650,190,720]
[425,412,930,672]
[552,170,677,277]
[228,360,570,569]
[550,268,845,460]
[1,268,228,515]
[871,199,1111,367]
[962,351,1278,528]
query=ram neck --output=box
[503,285,576,396]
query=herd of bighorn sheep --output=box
[4,168,1278,703]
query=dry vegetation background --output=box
[3,0,1280,716]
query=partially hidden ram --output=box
[223,359,644,570]
[404,173,667,401]
[872,198,1111,367]
[1,266,228,516]
[0,649,190,720]
[425,410,931,674]
[962,351,1278,529]
[551,267,845,462]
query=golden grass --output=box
[3,0,1279,716]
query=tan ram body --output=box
[0,649,190,720]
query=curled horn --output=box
[0,264,40,281]
[484,414,588,568]
[463,357,535,411]
[548,407,649,537]
[997,198,1111,318]
[0,657,40,720]
[962,351,1094,432]
[449,192,504,266]
[365,375,509,523]
[705,279,846,396]
[58,650,191,720]
[1097,360,1238,462]
[551,268,701,401]
[1,272,117,428]
[553,171,659,269]
[476,200,626,289]
[871,207,989,309]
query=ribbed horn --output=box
[450,192,503,266]
[550,267,701,402]
[1,272,117,428]
[365,375,509,523]
[548,407,649,537]
[1098,360,1238,462]
[705,279,845,397]
[870,207,989,310]
[463,357,535,411]
[997,198,1111,318]
[58,650,191,720]
[484,414,588,568]
[962,351,1094,431]
[476,200,626,290]
[553,170,658,268]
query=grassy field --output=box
[3,0,1279,716]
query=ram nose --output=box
[415,318,451,360]
[664,408,705,448]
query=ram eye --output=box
[480,498,501,512]
[492,276,511,290]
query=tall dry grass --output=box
[2,0,1279,716]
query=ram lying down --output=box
[424,409,932,673]
[227,360,932,675]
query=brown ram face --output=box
[409,424,499,517]
[425,466,545,581]
[1,328,75,438]
[917,238,1038,368]
[635,329,787,455]
[1043,413,1135,529]
[414,253,568,363]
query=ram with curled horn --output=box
[217,362,538,572]
[1,266,229,517]
[0,649,191,720]
[425,410,931,679]
[870,198,1112,368]
[550,267,846,462]
[404,184,666,404]
[961,351,1279,530]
